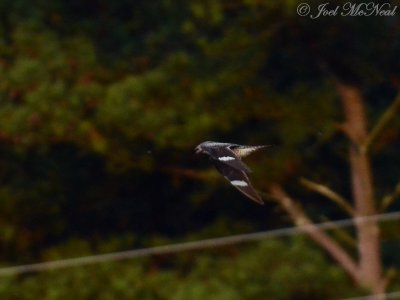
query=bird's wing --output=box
[213,161,263,205]
[208,146,252,173]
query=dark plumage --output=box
[195,141,270,204]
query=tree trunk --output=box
[269,82,391,297]
[337,83,385,295]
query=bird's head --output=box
[195,141,213,155]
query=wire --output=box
[0,211,400,277]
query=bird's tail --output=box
[234,144,273,158]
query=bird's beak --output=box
[195,146,202,154]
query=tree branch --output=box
[269,184,361,284]
[300,177,354,216]
[363,91,400,154]
[380,180,400,212]
[319,215,356,249]
[335,83,368,147]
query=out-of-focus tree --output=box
[0,238,362,300]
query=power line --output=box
[0,211,400,277]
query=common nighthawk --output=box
[195,141,270,205]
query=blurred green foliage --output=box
[0,0,400,298]
[0,238,364,300]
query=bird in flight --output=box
[195,141,271,205]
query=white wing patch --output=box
[218,156,235,161]
[230,180,248,187]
